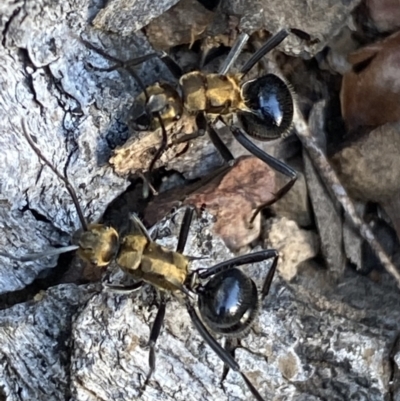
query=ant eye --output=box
[132,113,151,131]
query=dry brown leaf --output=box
[186,156,279,249]
[366,0,400,33]
[340,31,400,132]
[145,155,287,250]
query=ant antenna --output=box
[240,29,289,77]
[218,32,250,75]
[21,119,88,232]
[79,37,156,96]
[80,39,175,196]
[0,245,79,261]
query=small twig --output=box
[294,104,400,288]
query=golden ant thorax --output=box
[180,71,244,115]
[132,72,247,131]
[117,233,189,292]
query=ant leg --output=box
[218,32,250,75]
[187,303,266,401]
[170,113,214,147]
[176,207,195,253]
[103,280,143,294]
[147,114,169,176]
[169,112,222,149]
[197,249,278,280]
[220,337,238,386]
[207,123,235,163]
[230,125,297,224]
[80,38,154,93]
[197,113,234,163]
[170,130,206,145]
[140,295,167,393]
[158,52,184,80]
[195,249,278,300]
[260,251,278,300]
[240,29,289,76]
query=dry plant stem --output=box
[293,106,400,287]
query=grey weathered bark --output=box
[0,0,175,293]
[2,209,400,401]
[1,1,400,401]
[303,131,346,280]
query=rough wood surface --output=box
[143,0,362,57]
[0,0,173,293]
[92,0,181,35]
[1,208,400,401]
[1,2,400,401]
[145,155,289,250]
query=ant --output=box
[82,29,298,224]
[1,119,280,401]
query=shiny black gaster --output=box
[239,74,293,140]
[198,268,259,336]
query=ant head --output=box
[239,74,293,141]
[75,224,120,267]
[131,83,183,131]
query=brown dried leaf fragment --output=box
[366,0,400,33]
[341,31,400,133]
[186,156,279,249]
[146,155,288,250]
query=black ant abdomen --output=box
[239,74,294,140]
[198,268,259,336]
